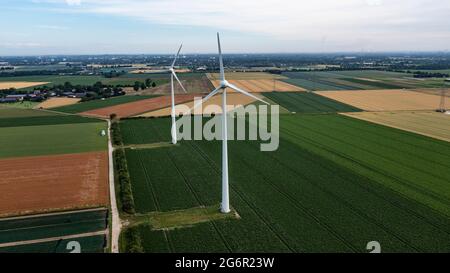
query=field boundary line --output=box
[0,207,106,222]
[0,230,107,248]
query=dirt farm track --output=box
[0,151,109,217]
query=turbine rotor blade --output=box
[217,33,225,81]
[227,83,270,105]
[171,44,183,68]
[188,86,222,115]
[172,71,187,93]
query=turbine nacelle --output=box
[219,80,229,88]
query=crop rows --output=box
[119,118,170,145]
[0,209,108,244]
[120,116,450,252]
[0,235,106,253]
[263,92,361,113]
[280,114,450,217]
[0,115,100,128]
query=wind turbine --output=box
[191,33,269,213]
[169,44,187,145]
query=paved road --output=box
[107,120,121,253]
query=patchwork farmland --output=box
[51,95,158,114]
[316,90,450,111]
[2,68,450,253]
[138,92,262,117]
[80,94,196,119]
[208,72,305,92]
[115,113,450,253]
[263,92,361,113]
[280,70,448,91]
[0,107,109,253]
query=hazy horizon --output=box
[1,0,450,55]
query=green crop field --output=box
[0,107,56,119]
[281,70,446,90]
[119,115,450,252]
[119,118,171,145]
[51,95,159,114]
[0,115,101,128]
[340,78,404,89]
[0,209,107,244]
[0,122,107,158]
[121,72,204,80]
[0,209,108,253]
[0,101,39,109]
[263,92,361,113]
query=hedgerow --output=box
[114,148,135,214]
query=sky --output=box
[0,0,449,55]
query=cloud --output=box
[26,0,450,51]
[40,1,450,38]
[36,25,69,30]
[0,42,43,48]
[65,0,81,5]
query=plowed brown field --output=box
[80,94,197,118]
[0,151,109,217]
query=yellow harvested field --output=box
[316,89,450,111]
[137,93,260,117]
[207,72,287,80]
[342,111,450,143]
[35,97,81,109]
[407,88,450,98]
[0,82,49,89]
[210,79,305,92]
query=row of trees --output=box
[111,121,136,215]
[133,79,156,91]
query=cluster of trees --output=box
[409,71,449,78]
[111,121,136,215]
[133,78,156,91]
[122,227,144,253]
[102,70,127,78]
[33,81,125,101]
[0,69,81,77]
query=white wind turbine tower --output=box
[191,33,269,213]
[169,44,187,144]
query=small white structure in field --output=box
[101,130,106,136]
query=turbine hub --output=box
[220,80,229,88]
